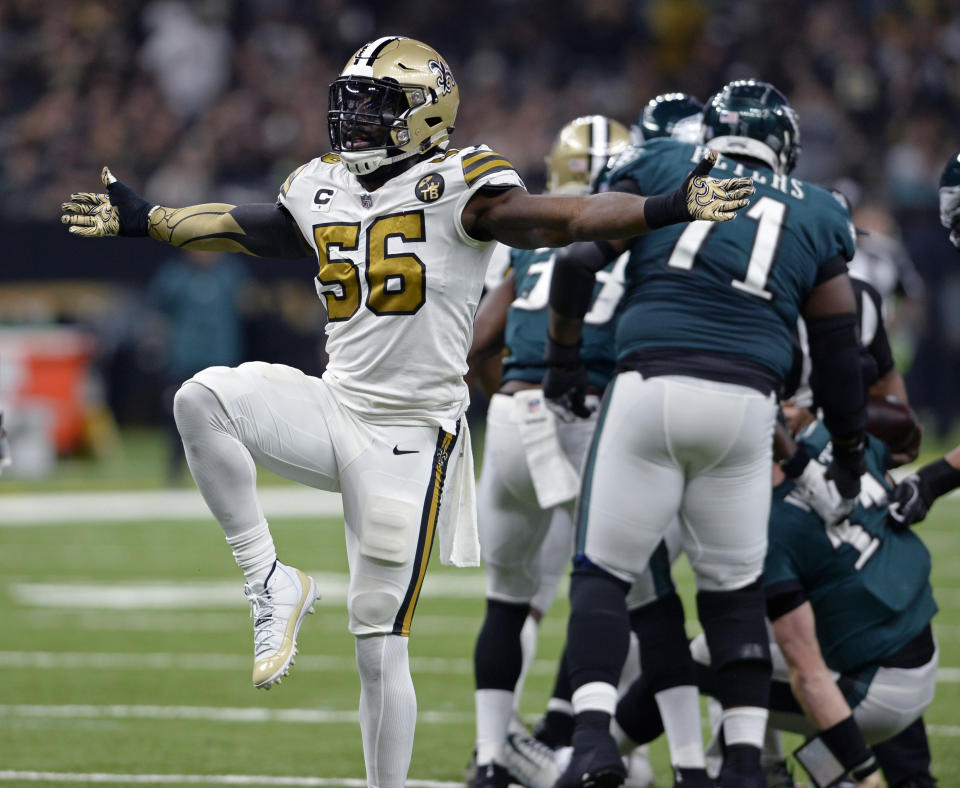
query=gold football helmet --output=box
[545,115,631,194]
[328,36,460,176]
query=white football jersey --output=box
[278,146,524,430]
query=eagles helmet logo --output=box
[416,173,445,203]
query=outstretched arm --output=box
[886,442,960,529]
[462,150,754,250]
[61,167,311,260]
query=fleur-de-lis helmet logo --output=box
[428,59,456,96]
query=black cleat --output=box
[533,712,575,750]
[673,766,717,787]
[554,730,626,788]
[473,762,512,788]
[717,764,765,788]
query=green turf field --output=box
[2,436,960,785]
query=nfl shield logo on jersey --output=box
[360,193,373,208]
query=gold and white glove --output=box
[644,149,754,229]
[60,167,119,237]
[683,150,755,223]
[61,166,155,238]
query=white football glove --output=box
[793,459,857,527]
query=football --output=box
[866,394,921,454]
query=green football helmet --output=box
[633,93,704,144]
[701,80,800,174]
[940,152,960,187]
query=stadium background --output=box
[2,1,960,786]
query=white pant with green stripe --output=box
[578,371,776,592]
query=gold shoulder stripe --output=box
[464,160,516,187]
[320,153,341,164]
[462,149,510,168]
[280,164,307,198]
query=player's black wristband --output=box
[918,458,960,502]
[544,336,582,369]
[550,242,617,318]
[781,444,811,478]
[820,716,877,778]
[106,180,154,237]
[643,190,689,230]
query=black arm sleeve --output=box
[814,254,849,286]
[807,313,866,443]
[228,203,311,259]
[548,240,618,318]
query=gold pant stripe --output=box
[393,425,458,637]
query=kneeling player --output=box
[691,421,957,787]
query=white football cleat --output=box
[623,745,654,788]
[243,560,319,689]
[503,732,562,788]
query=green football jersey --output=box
[502,246,626,390]
[600,138,857,382]
[765,423,937,673]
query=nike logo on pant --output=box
[392,445,419,455]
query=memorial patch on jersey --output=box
[415,173,445,203]
[462,149,516,187]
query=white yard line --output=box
[12,610,570,636]
[927,724,960,737]
[11,609,567,637]
[0,704,472,725]
[10,572,487,609]
[0,650,556,676]
[0,771,462,787]
[0,650,954,682]
[0,487,342,525]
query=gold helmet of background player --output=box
[545,116,631,195]
[328,36,460,176]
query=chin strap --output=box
[339,131,452,175]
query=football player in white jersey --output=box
[61,36,754,788]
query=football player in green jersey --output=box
[748,420,954,788]
[544,80,866,788]
[467,115,636,788]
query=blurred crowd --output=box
[2,0,960,435]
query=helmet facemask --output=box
[328,38,459,177]
[329,77,433,175]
